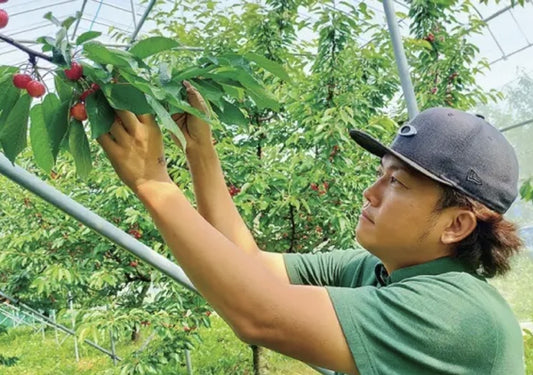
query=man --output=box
[98,82,525,374]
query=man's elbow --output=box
[232,316,276,347]
[233,318,263,345]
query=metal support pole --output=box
[71,0,89,40]
[0,153,195,292]
[130,0,157,43]
[185,350,193,375]
[382,0,419,119]
[69,293,80,362]
[40,310,45,340]
[107,304,118,366]
[0,290,120,360]
[52,310,59,345]
[110,329,117,366]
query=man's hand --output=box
[171,81,213,153]
[97,111,173,193]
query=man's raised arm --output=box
[172,82,288,282]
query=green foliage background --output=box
[0,0,531,374]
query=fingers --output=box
[171,113,186,122]
[115,110,139,134]
[183,81,209,115]
[169,132,184,150]
[96,133,117,156]
[137,113,158,127]
[109,118,129,145]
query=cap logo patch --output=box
[398,124,417,137]
[466,169,482,185]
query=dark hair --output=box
[435,185,523,278]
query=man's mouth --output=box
[360,210,375,224]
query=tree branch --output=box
[0,33,54,63]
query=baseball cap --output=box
[349,107,519,214]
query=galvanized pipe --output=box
[130,0,157,43]
[382,0,419,119]
[0,290,120,360]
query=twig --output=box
[0,33,54,63]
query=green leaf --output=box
[244,52,291,82]
[61,16,77,30]
[86,91,115,139]
[103,84,153,114]
[120,71,166,100]
[159,62,171,84]
[214,100,248,126]
[30,104,54,173]
[0,84,21,130]
[164,92,211,125]
[206,68,279,110]
[44,12,61,27]
[173,66,210,82]
[129,36,180,59]
[81,63,111,83]
[68,120,92,180]
[42,94,69,159]
[83,42,134,68]
[0,94,32,163]
[190,79,224,108]
[146,96,186,149]
[76,31,102,45]
[54,74,75,102]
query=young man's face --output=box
[355,154,451,271]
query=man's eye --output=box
[390,176,404,186]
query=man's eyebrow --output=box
[379,159,413,175]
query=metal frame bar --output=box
[382,0,418,119]
[71,0,89,40]
[130,0,157,43]
[0,290,121,361]
[500,117,533,133]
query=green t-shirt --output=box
[283,249,525,375]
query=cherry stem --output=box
[0,33,54,63]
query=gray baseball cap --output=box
[349,107,519,214]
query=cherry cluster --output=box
[12,73,46,98]
[228,185,241,197]
[0,0,8,30]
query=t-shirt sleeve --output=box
[283,249,377,287]
[326,278,497,375]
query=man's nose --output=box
[363,179,381,207]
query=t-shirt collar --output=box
[374,256,477,286]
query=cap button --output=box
[398,124,417,137]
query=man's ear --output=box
[441,209,477,245]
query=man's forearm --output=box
[186,145,259,256]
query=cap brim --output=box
[349,129,454,187]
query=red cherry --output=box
[12,74,32,89]
[129,261,138,268]
[70,103,87,121]
[310,183,319,191]
[80,89,94,101]
[26,81,46,98]
[0,10,8,29]
[90,83,100,91]
[64,62,83,81]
